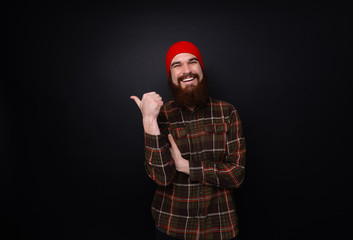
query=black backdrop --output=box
[4,2,352,240]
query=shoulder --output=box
[161,100,176,110]
[160,100,179,114]
[208,97,237,113]
[158,100,178,121]
[208,98,243,125]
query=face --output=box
[170,53,204,90]
[168,53,208,109]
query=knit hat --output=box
[165,41,204,77]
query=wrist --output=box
[143,117,160,135]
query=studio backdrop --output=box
[5,2,351,240]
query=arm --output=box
[130,93,176,186]
[168,134,190,175]
[189,109,246,188]
[144,131,176,186]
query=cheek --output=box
[171,70,180,84]
[194,66,203,79]
[198,71,203,80]
[171,74,179,85]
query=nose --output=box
[181,63,191,74]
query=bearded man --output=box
[131,41,246,240]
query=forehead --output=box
[171,53,197,64]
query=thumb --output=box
[130,96,141,109]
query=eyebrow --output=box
[189,57,199,62]
[171,57,199,67]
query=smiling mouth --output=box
[182,77,194,82]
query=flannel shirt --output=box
[144,97,246,240]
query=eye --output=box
[173,64,181,68]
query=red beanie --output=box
[165,41,204,77]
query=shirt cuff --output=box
[144,132,168,149]
[189,160,204,183]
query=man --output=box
[131,41,246,240]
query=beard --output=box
[168,71,209,109]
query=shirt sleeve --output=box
[189,108,246,188]
[144,128,176,187]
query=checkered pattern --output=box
[144,98,246,240]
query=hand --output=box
[168,134,190,175]
[130,92,163,119]
[130,92,163,135]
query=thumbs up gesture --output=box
[130,92,163,119]
[130,92,164,135]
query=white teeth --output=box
[182,78,194,82]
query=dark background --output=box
[4,1,352,239]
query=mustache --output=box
[177,72,200,83]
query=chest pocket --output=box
[205,123,228,134]
[202,123,229,162]
[170,127,187,139]
[169,127,189,157]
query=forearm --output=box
[189,155,245,188]
[144,132,176,186]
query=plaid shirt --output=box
[144,97,246,240]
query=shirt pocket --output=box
[202,123,229,162]
[170,127,187,139]
[204,123,229,134]
[169,127,190,158]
